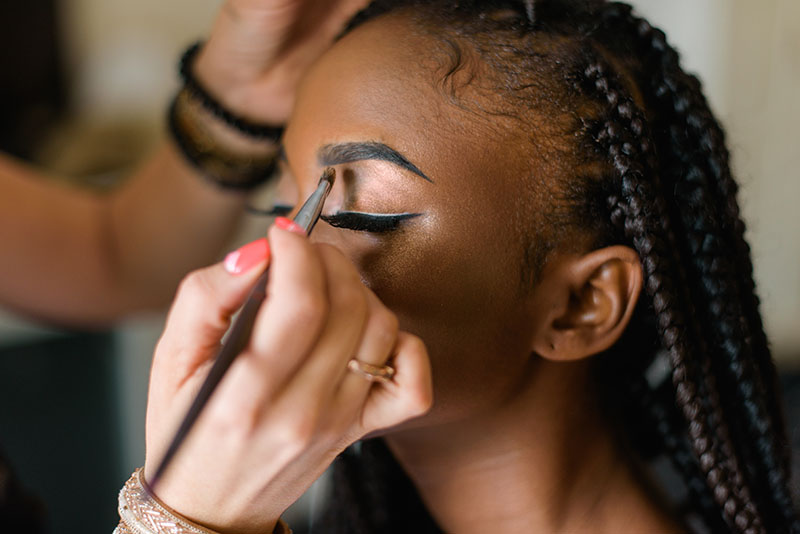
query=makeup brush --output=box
[148,167,336,489]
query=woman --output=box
[125,1,798,533]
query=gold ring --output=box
[347,359,395,383]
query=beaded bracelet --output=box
[115,467,292,534]
[179,41,284,143]
[168,88,279,190]
[169,41,284,189]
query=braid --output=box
[580,57,763,532]
[592,4,797,531]
[637,374,731,533]
[601,3,787,456]
[632,22,783,454]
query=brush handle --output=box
[149,268,269,488]
[149,168,334,490]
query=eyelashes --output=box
[321,211,421,233]
[250,204,421,234]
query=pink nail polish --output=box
[224,238,270,274]
[275,216,306,235]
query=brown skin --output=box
[281,14,681,533]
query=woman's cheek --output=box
[316,208,521,347]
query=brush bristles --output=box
[319,167,336,187]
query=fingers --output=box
[358,332,434,436]
[282,244,370,400]
[237,224,329,388]
[204,230,369,452]
[324,0,374,34]
[157,221,431,459]
[233,230,430,441]
[332,291,398,411]
[153,238,270,381]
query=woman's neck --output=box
[385,359,680,534]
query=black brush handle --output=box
[148,268,269,489]
[147,167,334,492]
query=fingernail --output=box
[275,216,306,235]
[224,238,270,274]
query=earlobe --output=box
[530,246,642,362]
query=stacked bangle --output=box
[169,41,284,190]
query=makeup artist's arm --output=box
[0,0,369,326]
[0,149,244,325]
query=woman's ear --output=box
[529,246,642,362]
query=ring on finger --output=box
[347,359,395,383]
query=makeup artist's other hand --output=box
[143,223,432,534]
[195,0,371,124]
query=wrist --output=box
[193,41,295,125]
[117,468,291,534]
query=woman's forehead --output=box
[288,20,458,172]
[285,11,546,215]
[301,16,438,109]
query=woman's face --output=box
[281,14,546,426]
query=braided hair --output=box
[317,1,798,532]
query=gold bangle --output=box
[116,467,292,534]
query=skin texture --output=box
[145,11,681,534]
[0,136,245,325]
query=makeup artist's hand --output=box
[143,221,433,533]
[194,0,371,124]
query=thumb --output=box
[154,238,271,379]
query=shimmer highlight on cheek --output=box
[322,211,422,233]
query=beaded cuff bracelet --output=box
[115,468,292,534]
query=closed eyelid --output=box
[322,211,422,233]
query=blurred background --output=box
[0,0,797,532]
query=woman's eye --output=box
[244,205,421,234]
[321,211,421,233]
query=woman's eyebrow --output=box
[317,142,432,182]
